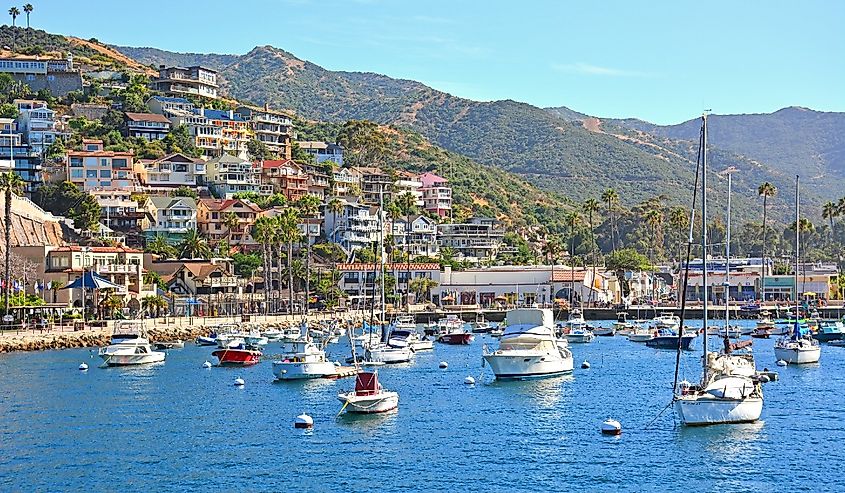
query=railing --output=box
[97,264,140,274]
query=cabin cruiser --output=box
[215,324,268,348]
[814,321,845,342]
[627,325,655,343]
[337,371,399,414]
[393,315,417,330]
[212,341,262,366]
[653,313,681,330]
[613,312,635,334]
[560,325,596,343]
[98,321,166,366]
[752,311,775,338]
[566,308,587,331]
[646,328,696,350]
[389,328,433,351]
[272,339,339,380]
[483,308,573,379]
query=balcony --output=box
[97,264,140,275]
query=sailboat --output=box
[673,114,763,426]
[773,176,821,364]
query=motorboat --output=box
[627,325,655,343]
[717,325,743,339]
[389,328,433,351]
[337,371,399,414]
[814,321,845,342]
[482,308,573,379]
[471,321,493,333]
[752,311,775,338]
[261,327,284,342]
[566,308,587,331]
[272,339,340,380]
[653,312,681,330]
[592,325,616,337]
[561,326,596,344]
[153,340,184,350]
[393,315,417,330]
[436,314,463,335]
[365,342,415,364]
[612,312,635,334]
[98,321,166,366]
[212,342,262,366]
[436,320,474,344]
[646,328,696,350]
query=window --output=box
[85,170,98,178]
[344,273,359,282]
[100,169,111,178]
[70,169,83,179]
[47,75,55,81]
[26,74,35,81]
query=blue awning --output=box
[61,272,122,291]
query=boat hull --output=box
[337,391,399,413]
[593,328,615,337]
[410,340,434,351]
[564,333,595,343]
[272,361,338,380]
[646,335,694,350]
[100,352,165,366]
[366,346,414,364]
[774,346,821,364]
[437,333,474,345]
[674,396,763,426]
[212,349,262,366]
[483,353,573,380]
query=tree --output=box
[23,4,32,29]
[223,211,240,246]
[232,252,261,278]
[337,120,388,168]
[606,248,652,300]
[326,198,344,242]
[144,235,177,259]
[247,138,272,161]
[168,186,197,200]
[409,277,439,303]
[142,270,167,291]
[251,216,276,313]
[141,294,168,318]
[177,229,212,259]
[563,211,582,305]
[277,208,302,314]
[8,8,20,50]
[822,201,839,246]
[758,182,777,301]
[1,172,24,314]
[120,74,150,112]
[601,188,620,250]
[583,198,600,303]
[163,124,199,157]
[0,103,18,119]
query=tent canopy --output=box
[62,272,122,291]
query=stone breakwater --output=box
[0,326,213,353]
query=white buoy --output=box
[78,362,88,371]
[439,361,448,369]
[234,377,245,386]
[202,361,212,369]
[581,360,591,369]
[464,376,475,385]
[776,359,788,367]
[601,419,622,435]
[294,413,314,429]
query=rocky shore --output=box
[0,325,214,353]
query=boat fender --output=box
[234,377,245,386]
[202,361,212,369]
[581,360,591,369]
[439,361,448,369]
[78,362,88,371]
[776,360,788,367]
[464,376,475,385]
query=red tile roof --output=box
[125,112,172,123]
[199,198,261,212]
[551,271,587,282]
[261,159,295,169]
[336,263,441,271]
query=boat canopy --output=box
[502,308,554,338]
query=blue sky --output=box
[17,0,845,124]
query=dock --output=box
[330,366,360,379]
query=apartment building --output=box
[66,139,136,191]
[134,152,206,194]
[152,65,219,99]
[436,217,505,263]
[259,159,308,201]
[236,104,293,160]
[124,112,172,141]
[418,172,452,218]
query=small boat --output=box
[814,321,845,342]
[718,325,743,339]
[437,330,474,345]
[212,343,262,366]
[365,342,415,364]
[195,333,218,346]
[337,371,399,414]
[153,340,184,350]
[829,339,845,347]
[98,321,166,366]
[393,315,417,330]
[562,327,596,343]
[435,314,463,335]
[389,328,433,351]
[653,312,681,330]
[593,326,616,337]
[471,321,493,333]
[612,312,634,333]
[646,328,696,350]
[627,325,654,343]
[272,339,340,380]
[483,308,573,380]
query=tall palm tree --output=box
[277,208,301,314]
[395,192,419,306]
[23,4,33,28]
[1,172,24,314]
[583,198,600,304]
[252,216,274,313]
[8,7,20,51]
[144,234,176,259]
[668,206,689,262]
[177,229,212,259]
[642,208,663,302]
[758,182,777,302]
[822,201,838,245]
[563,211,581,306]
[327,197,344,243]
[222,211,240,247]
[600,188,620,250]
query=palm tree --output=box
[252,216,275,313]
[822,201,838,245]
[668,206,689,262]
[583,198,600,304]
[23,4,32,28]
[8,7,20,51]
[1,172,24,314]
[600,188,620,250]
[758,182,777,302]
[177,229,212,259]
[277,208,301,314]
[222,211,240,247]
[395,192,419,306]
[563,211,581,306]
[642,208,663,303]
[144,234,176,259]
[326,198,344,243]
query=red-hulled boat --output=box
[437,331,474,345]
[212,346,262,366]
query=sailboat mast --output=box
[701,114,709,379]
[794,175,800,339]
[379,184,387,342]
[725,171,732,328]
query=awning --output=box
[61,272,122,290]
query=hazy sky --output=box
[18,0,845,124]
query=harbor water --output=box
[1,319,844,492]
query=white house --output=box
[323,197,387,254]
[392,214,439,258]
[141,196,198,240]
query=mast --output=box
[379,184,387,343]
[724,169,735,329]
[701,113,709,381]
[793,175,800,340]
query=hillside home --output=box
[66,139,136,191]
[333,166,362,196]
[356,166,393,204]
[0,55,83,96]
[124,112,172,141]
[205,154,269,198]
[141,196,198,240]
[436,217,504,263]
[259,159,308,201]
[0,119,40,195]
[14,99,66,155]
[134,152,206,193]
[152,65,219,99]
[146,96,195,117]
[418,172,452,218]
[392,215,439,258]
[197,198,262,248]
[90,189,144,238]
[323,197,387,253]
[168,262,239,297]
[297,141,344,165]
[236,104,294,159]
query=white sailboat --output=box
[774,175,821,364]
[673,114,763,426]
[483,308,574,379]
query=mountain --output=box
[608,107,845,199]
[112,45,843,221]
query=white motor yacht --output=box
[627,325,654,343]
[483,308,573,379]
[272,339,339,380]
[653,312,681,330]
[389,328,433,351]
[98,321,165,366]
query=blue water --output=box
[1,320,844,492]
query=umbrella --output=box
[62,272,122,290]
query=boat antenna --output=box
[672,114,704,396]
